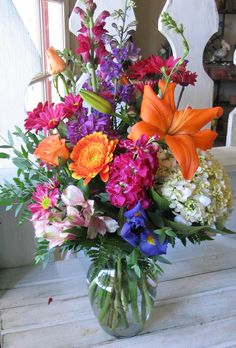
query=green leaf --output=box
[0,145,12,149]
[132,264,141,278]
[0,153,10,159]
[8,131,14,146]
[158,233,166,245]
[155,255,172,265]
[151,188,170,211]
[165,219,236,236]
[15,203,24,217]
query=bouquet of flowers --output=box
[0,0,234,338]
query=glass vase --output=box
[87,257,157,338]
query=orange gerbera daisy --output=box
[128,80,223,180]
[69,132,118,185]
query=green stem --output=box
[128,275,140,324]
[88,16,98,93]
[141,275,154,314]
[119,0,129,47]
[58,73,69,96]
[98,290,112,323]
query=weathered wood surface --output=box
[1,235,236,348]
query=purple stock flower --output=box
[117,84,135,104]
[67,108,111,145]
[100,58,122,81]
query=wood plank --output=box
[1,267,236,331]
[95,316,236,348]
[1,264,236,323]
[2,287,236,348]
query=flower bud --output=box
[46,47,66,75]
[85,0,97,16]
[79,89,113,114]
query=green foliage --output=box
[151,188,170,212]
[35,238,53,267]
[0,127,50,220]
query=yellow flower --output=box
[69,132,118,185]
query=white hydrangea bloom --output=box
[158,151,233,226]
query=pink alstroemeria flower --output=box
[61,185,87,207]
[61,185,119,237]
[87,216,119,239]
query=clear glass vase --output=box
[87,258,158,338]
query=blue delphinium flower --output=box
[121,201,168,257]
[100,58,122,82]
[112,42,141,63]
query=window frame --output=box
[29,0,70,103]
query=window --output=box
[12,0,69,109]
[0,0,70,170]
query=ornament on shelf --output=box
[213,39,231,61]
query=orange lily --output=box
[128,80,223,180]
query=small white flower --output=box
[198,195,211,207]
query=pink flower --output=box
[24,102,49,133]
[24,103,64,133]
[38,104,65,132]
[95,42,108,62]
[76,34,92,63]
[66,206,85,226]
[60,93,83,118]
[106,136,159,209]
[42,222,71,249]
[87,216,118,239]
[74,7,86,20]
[92,23,107,41]
[172,70,198,86]
[29,184,59,218]
[95,10,110,25]
[61,185,87,207]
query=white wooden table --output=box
[1,234,236,348]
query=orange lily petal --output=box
[158,80,177,115]
[192,129,218,150]
[169,107,223,135]
[165,134,199,180]
[128,121,163,141]
[141,85,174,133]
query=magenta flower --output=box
[24,101,49,133]
[60,93,83,118]
[38,104,65,132]
[24,103,64,133]
[76,34,92,63]
[29,184,59,218]
[106,136,159,209]
[172,70,198,86]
